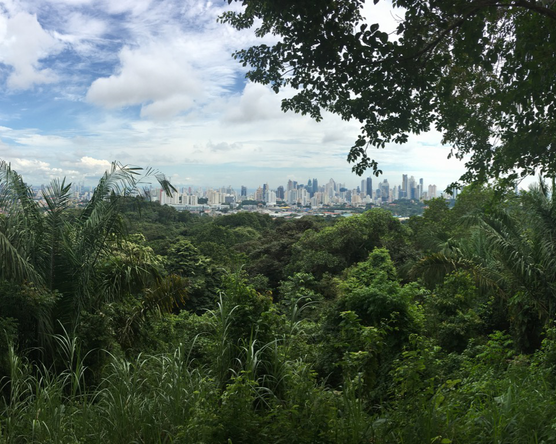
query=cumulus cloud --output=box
[322,131,348,144]
[0,11,63,90]
[9,158,67,179]
[101,0,153,17]
[224,83,283,123]
[86,42,204,118]
[78,156,111,172]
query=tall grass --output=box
[5,298,556,444]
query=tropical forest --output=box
[4,0,556,442]
[2,158,556,443]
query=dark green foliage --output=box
[278,272,323,319]
[0,280,58,359]
[166,238,221,312]
[384,199,425,217]
[217,272,275,346]
[246,216,325,290]
[288,209,412,279]
[424,271,485,353]
[213,211,273,231]
[318,249,422,400]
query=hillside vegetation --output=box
[2,162,556,443]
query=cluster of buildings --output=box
[157,174,451,210]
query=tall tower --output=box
[380,179,390,203]
[366,177,373,198]
[402,174,408,199]
[312,178,318,195]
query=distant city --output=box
[28,173,458,217]
[153,174,456,210]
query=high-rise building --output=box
[240,186,247,197]
[380,179,390,203]
[276,186,285,200]
[312,178,318,195]
[366,177,373,198]
[265,190,276,204]
[428,184,437,199]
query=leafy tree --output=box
[476,181,556,351]
[213,211,273,231]
[288,209,412,278]
[245,216,325,290]
[423,271,485,353]
[319,248,423,397]
[166,239,221,312]
[222,0,556,185]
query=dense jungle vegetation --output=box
[2,160,556,443]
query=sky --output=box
[0,0,469,191]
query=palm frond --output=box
[0,230,43,284]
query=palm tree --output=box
[0,160,178,349]
[411,180,556,351]
[0,161,45,284]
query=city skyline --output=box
[46,171,442,198]
[152,172,449,209]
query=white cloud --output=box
[9,158,67,179]
[223,82,283,123]
[0,11,63,90]
[78,156,111,172]
[11,133,73,148]
[101,0,153,16]
[58,12,108,41]
[86,42,204,117]
[44,0,96,6]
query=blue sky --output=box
[0,0,468,191]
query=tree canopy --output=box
[221,0,556,186]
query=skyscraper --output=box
[312,178,318,195]
[366,177,373,198]
[380,179,390,202]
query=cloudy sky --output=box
[0,0,468,191]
